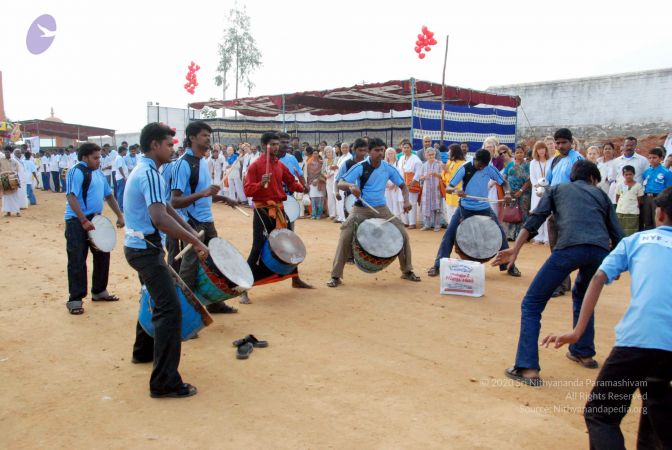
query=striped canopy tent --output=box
[188,79,520,117]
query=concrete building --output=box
[488,68,672,150]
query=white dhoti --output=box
[2,191,21,214]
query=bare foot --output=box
[292,278,315,289]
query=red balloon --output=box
[171,127,177,131]
[414,46,422,53]
[417,33,424,40]
[172,138,179,144]
[429,38,437,45]
[425,46,431,52]
[421,25,428,34]
[195,65,200,70]
[418,53,426,59]
[415,40,422,46]
[426,31,434,39]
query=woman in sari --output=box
[322,146,338,219]
[419,148,443,231]
[305,147,325,219]
[442,144,466,224]
[502,146,531,241]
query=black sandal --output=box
[206,302,238,314]
[236,342,254,360]
[67,300,84,315]
[427,267,439,277]
[232,334,268,348]
[150,383,198,398]
[504,367,542,387]
[401,272,421,282]
[566,352,599,369]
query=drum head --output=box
[456,215,502,260]
[345,195,356,214]
[269,228,306,265]
[208,238,254,289]
[283,196,301,222]
[356,219,403,258]
[88,215,117,252]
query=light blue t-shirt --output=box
[124,154,137,172]
[123,156,166,249]
[642,165,672,194]
[598,226,672,351]
[64,162,112,220]
[279,153,303,177]
[170,148,213,222]
[547,149,583,186]
[342,158,404,207]
[160,161,175,202]
[449,163,504,211]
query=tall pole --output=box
[440,35,450,144]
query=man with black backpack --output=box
[427,149,521,277]
[327,137,421,288]
[64,143,124,315]
[171,121,238,314]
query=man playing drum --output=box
[171,121,239,314]
[327,137,421,288]
[427,149,521,277]
[240,132,306,304]
[124,122,209,398]
[64,143,125,315]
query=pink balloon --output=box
[426,31,434,39]
[418,53,426,59]
[172,138,179,144]
[421,25,428,34]
[425,46,431,51]
[414,46,422,53]
[429,38,437,45]
[195,65,200,70]
[417,33,424,40]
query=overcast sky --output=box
[3,0,671,133]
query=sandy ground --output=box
[0,191,639,449]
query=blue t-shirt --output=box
[124,154,138,172]
[598,226,672,351]
[123,156,167,249]
[279,153,303,177]
[64,162,112,220]
[170,148,213,222]
[160,161,175,202]
[642,165,672,194]
[449,163,504,211]
[547,149,583,186]
[342,158,404,207]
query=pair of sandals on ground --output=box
[506,353,599,387]
[66,290,120,314]
[327,271,421,288]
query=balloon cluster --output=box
[184,61,200,95]
[414,25,438,60]
[160,122,180,144]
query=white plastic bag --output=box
[439,258,485,297]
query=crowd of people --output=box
[1,124,670,448]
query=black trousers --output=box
[179,220,218,290]
[125,245,183,393]
[248,208,298,281]
[641,195,658,231]
[165,235,182,272]
[547,214,572,293]
[65,218,110,302]
[584,346,672,450]
[51,171,61,192]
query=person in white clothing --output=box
[529,141,553,244]
[334,142,352,222]
[1,147,22,216]
[21,150,39,206]
[13,149,29,209]
[48,150,61,192]
[384,147,403,215]
[100,146,114,188]
[208,145,225,194]
[226,146,246,202]
[112,148,128,210]
[322,146,339,219]
[58,149,71,192]
[597,142,618,206]
[613,137,649,185]
[396,140,422,228]
[68,147,78,169]
[242,143,260,206]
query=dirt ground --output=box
[0,192,639,449]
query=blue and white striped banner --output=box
[412,101,517,152]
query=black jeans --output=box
[641,195,658,231]
[165,235,182,272]
[65,218,110,302]
[51,171,61,192]
[248,208,297,281]
[125,245,184,393]
[179,219,218,290]
[584,346,672,450]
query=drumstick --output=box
[358,197,380,214]
[234,206,250,217]
[166,265,214,326]
[463,195,505,203]
[174,230,206,261]
[383,215,399,224]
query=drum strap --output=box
[353,161,375,207]
[74,164,93,208]
[181,154,201,195]
[461,162,477,190]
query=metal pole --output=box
[440,35,450,144]
[282,94,286,132]
[410,78,415,148]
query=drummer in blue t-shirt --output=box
[427,148,520,277]
[327,137,421,287]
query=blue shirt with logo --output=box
[64,161,112,220]
[642,165,672,194]
[170,148,213,222]
[547,149,583,186]
[123,156,167,249]
[342,158,404,208]
[279,153,303,177]
[599,226,672,351]
[449,163,504,211]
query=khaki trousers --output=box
[331,205,413,279]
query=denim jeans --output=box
[115,179,125,211]
[51,171,60,192]
[41,173,51,190]
[514,244,609,371]
[433,206,509,268]
[26,184,36,205]
[311,197,324,219]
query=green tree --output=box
[214,4,262,118]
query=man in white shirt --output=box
[242,143,260,179]
[48,149,61,192]
[39,150,51,191]
[334,142,352,223]
[100,146,113,188]
[112,147,129,211]
[58,149,70,193]
[67,145,77,168]
[614,137,649,184]
[208,146,225,194]
[396,140,423,228]
[21,150,39,205]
